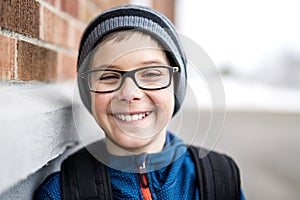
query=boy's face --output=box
[90,34,175,155]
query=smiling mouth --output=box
[113,111,151,122]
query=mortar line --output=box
[77,0,103,14]
[14,37,18,80]
[0,27,77,56]
[35,0,86,30]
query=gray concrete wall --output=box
[0,82,81,199]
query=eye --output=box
[99,74,120,80]
[96,72,121,83]
[141,70,162,78]
[142,72,162,78]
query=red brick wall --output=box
[153,0,175,23]
[0,0,174,81]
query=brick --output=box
[41,6,69,48]
[60,0,79,19]
[17,41,57,81]
[78,0,101,24]
[57,52,77,80]
[0,0,40,38]
[153,0,175,23]
[0,35,16,80]
[68,23,84,50]
[92,0,129,11]
[45,0,56,7]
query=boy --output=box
[35,5,245,200]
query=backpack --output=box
[61,145,241,200]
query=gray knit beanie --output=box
[77,5,187,116]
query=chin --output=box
[106,131,161,154]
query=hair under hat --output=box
[77,5,187,116]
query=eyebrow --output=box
[89,64,115,70]
[139,60,168,66]
[92,59,168,70]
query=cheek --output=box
[148,89,175,117]
[91,94,111,118]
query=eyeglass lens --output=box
[87,66,172,92]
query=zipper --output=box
[138,155,152,200]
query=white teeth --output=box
[125,115,131,121]
[132,114,139,121]
[138,114,143,120]
[115,112,150,122]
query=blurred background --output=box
[175,0,300,199]
[1,0,299,199]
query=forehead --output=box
[90,32,168,68]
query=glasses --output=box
[81,66,179,93]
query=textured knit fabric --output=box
[77,5,187,116]
[34,173,61,200]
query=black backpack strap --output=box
[60,148,113,200]
[188,146,241,200]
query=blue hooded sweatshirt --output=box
[34,132,245,199]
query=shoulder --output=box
[33,145,96,200]
[188,145,242,199]
[188,145,241,179]
[33,143,99,200]
[63,140,106,163]
[188,145,240,168]
[34,172,61,200]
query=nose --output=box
[116,77,144,103]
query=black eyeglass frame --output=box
[80,66,179,93]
